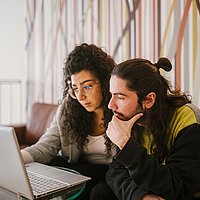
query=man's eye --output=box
[83,85,92,90]
[116,95,124,100]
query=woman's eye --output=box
[83,85,92,90]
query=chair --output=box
[13,102,58,149]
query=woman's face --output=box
[71,70,103,112]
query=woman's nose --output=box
[77,90,86,101]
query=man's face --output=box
[108,75,143,121]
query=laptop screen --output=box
[0,126,91,200]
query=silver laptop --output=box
[0,126,91,200]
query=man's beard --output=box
[113,105,144,121]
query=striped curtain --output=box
[26,0,200,111]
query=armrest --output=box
[11,124,26,145]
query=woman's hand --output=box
[106,113,143,149]
[142,194,165,200]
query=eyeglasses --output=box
[67,80,100,99]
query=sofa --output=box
[13,102,58,149]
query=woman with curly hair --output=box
[21,43,116,199]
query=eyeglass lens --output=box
[68,82,99,99]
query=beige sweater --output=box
[22,98,115,165]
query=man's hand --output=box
[106,113,143,149]
[142,194,165,200]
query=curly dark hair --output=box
[112,57,191,163]
[62,43,116,154]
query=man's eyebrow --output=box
[113,92,128,97]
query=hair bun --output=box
[155,57,172,72]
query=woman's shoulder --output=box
[56,97,68,116]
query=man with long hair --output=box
[91,58,200,200]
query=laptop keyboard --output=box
[27,170,69,195]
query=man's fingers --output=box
[129,112,144,124]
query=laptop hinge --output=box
[17,193,29,200]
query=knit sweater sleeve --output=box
[22,105,62,164]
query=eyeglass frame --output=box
[67,79,100,99]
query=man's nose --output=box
[108,97,116,110]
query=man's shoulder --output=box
[172,104,200,125]
[170,104,200,141]
[184,104,200,124]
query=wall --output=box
[1,0,200,124]
[0,0,26,124]
[26,0,200,110]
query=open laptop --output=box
[0,126,91,200]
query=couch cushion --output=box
[25,103,58,145]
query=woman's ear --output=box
[142,92,156,109]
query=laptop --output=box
[0,126,91,200]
